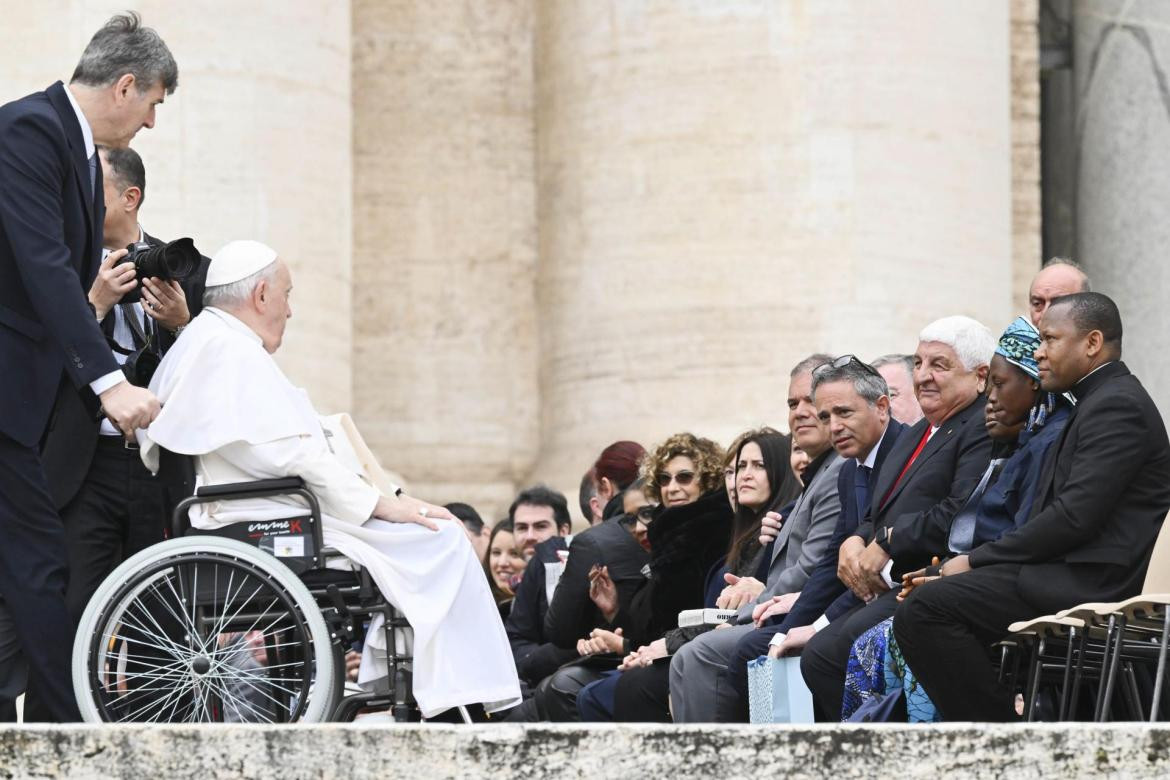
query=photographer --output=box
[41,145,208,626]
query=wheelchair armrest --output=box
[171,475,325,563]
[195,476,306,498]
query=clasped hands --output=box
[836,536,892,602]
[716,573,766,611]
[897,554,971,601]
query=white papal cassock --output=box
[139,306,520,717]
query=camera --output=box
[115,237,200,303]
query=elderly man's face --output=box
[877,362,923,425]
[1029,265,1086,327]
[913,341,986,426]
[257,259,293,354]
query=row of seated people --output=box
[479,261,1170,723]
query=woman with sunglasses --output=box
[578,430,803,722]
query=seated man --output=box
[801,316,995,720]
[504,486,577,686]
[139,240,521,718]
[895,293,1170,720]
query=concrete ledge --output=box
[1,724,1168,779]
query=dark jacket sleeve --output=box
[970,395,1150,567]
[542,534,602,648]
[887,421,992,567]
[776,493,852,630]
[0,108,116,384]
[506,558,547,662]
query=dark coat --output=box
[782,419,908,629]
[39,231,210,509]
[969,362,1170,610]
[856,394,993,577]
[505,536,576,685]
[0,82,116,448]
[543,517,650,649]
[618,489,734,648]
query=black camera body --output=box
[115,237,200,303]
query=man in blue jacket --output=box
[0,12,176,721]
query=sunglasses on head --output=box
[656,470,696,488]
[813,354,883,380]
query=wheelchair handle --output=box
[171,476,326,562]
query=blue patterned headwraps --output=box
[995,316,1041,381]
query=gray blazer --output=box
[736,450,844,622]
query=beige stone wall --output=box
[3,1,354,413]
[1011,0,1042,313]
[351,2,539,517]
[532,1,1016,499]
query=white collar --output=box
[205,307,264,346]
[63,85,95,159]
[856,423,889,470]
[1079,361,1117,384]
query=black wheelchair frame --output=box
[171,476,416,722]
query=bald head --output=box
[1029,261,1090,327]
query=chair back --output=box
[1140,509,1170,593]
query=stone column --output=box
[532,1,1015,493]
[1073,0,1170,416]
[351,2,539,515]
[3,2,354,412]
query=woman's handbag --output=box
[746,655,815,723]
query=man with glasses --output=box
[800,317,995,721]
[714,355,909,721]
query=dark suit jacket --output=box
[0,81,117,448]
[969,361,1170,610]
[855,394,992,577]
[506,536,576,685]
[39,231,210,508]
[779,420,908,630]
[543,517,650,649]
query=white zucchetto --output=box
[205,240,278,287]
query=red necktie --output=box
[880,426,932,508]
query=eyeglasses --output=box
[812,354,883,380]
[636,505,659,522]
[656,470,696,488]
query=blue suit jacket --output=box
[0,82,116,447]
[775,420,908,631]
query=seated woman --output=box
[485,519,528,621]
[581,430,803,722]
[539,433,728,721]
[839,316,1073,722]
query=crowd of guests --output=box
[455,260,1170,723]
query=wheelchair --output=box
[71,476,417,723]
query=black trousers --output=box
[800,588,900,721]
[0,432,81,721]
[613,660,672,722]
[893,563,1034,721]
[60,437,167,623]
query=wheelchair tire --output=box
[73,536,338,723]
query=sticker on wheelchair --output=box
[188,515,318,573]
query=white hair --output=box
[918,316,996,371]
[202,260,279,310]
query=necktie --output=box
[881,426,932,508]
[854,465,872,524]
[946,458,1005,554]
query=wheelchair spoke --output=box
[198,668,277,723]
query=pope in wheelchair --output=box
[72,240,520,723]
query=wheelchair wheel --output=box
[73,536,338,723]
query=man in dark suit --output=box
[800,317,996,720]
[0,13,176,721]
[714,356,908,722]
[40,145,208,625]
[895,293,1170,720]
